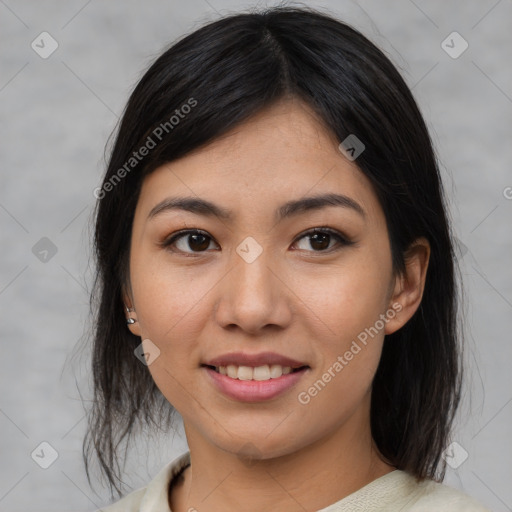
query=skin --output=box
[123,97,430,512]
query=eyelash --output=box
[160,227,355,256]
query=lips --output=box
[203,365,309,402]
[201,351,310,401]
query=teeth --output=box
[253,365,270,380]
[227,365,238,379]
[237,366,253,381]
[215,364,296,381]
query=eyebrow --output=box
[148,193,366,222]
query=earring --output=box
[125,305,137,324]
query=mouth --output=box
[202,363,310,402]
[201,352,310,401]
[201,363,309,381]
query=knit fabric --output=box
[96,451,490,512]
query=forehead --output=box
[136,99,383,224]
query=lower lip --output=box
[203,366,308,402]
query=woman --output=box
[86,6,489,511]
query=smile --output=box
[205,364,307,381]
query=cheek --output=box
[128,257,220,407]
[294,251,391,396]
[129,260,211,411]
[296,253,391,343]
[131,254,217,342]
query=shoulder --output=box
[319,469,490,512]
[406,477,491,512]
[94,451,191,512]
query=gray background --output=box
[1,0,511,511]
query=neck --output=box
[170,404,395,512]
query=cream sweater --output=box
[97,451,490,512]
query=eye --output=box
[292,227,354,253]
[161,229,218,254]
[160,227,354,256]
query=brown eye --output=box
[293,228,353,252]
[162,230,218,254]
[186,233,211,251]
[308,232,331,251]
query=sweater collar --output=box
[139,451,191,512]
[138,451,419,512]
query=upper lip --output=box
[203,351,308,369]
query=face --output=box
[124,98,420,460]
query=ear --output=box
[385,237,430,335]
[122,287,141,337]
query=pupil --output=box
[310,233,329,250]
[189,234,209,251]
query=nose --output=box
[214,248,293,335]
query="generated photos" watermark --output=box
[297,302,402,405]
